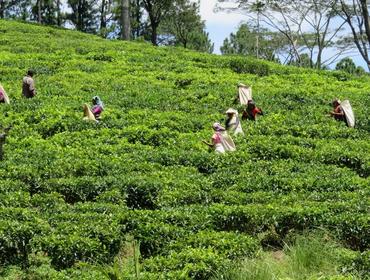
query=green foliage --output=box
[335,57,366,76]
[288,53,314,68]
[211,232,364,280]
[160,0,214,53]
[143,248,230,280]
[66,0,99,33]
[229,57,270,76]
[221,23,282,62]
[0,20,369,279]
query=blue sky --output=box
[199,0,368,70]
[199,0,244,54]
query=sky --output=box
[198,0,368,70]
[199,0,244,54]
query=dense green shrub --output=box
[143,248,230,280]
[229,57,270,76]
[0,19,369,278]
[0,208,50,267]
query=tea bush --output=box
[0,19,369,278]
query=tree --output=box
[221,23,284,61]
[141,0,175,45]
[55,0,62,26]
[191,30,214,53]
[99,0,112,36]
[31,0,60,25]
[216,0,349,68]
[160,0,214,52]
[0,0,21,18]
[338,0,370,70]
[0,0,33,20]
[288,53,314,68]
[335,57,366,75]
[120,0,130,39]
[67,0,99,33]
[111,0,149,39]
[129,0,146,38]
[286,0,347,68]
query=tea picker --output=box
[22,69,36,98]
[83,96,104,122]
[225,108,244,136]
[242,100,264,121]
[202,122,236,154]
[330,99,355,128]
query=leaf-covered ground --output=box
[0,20,369,279]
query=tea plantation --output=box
[0,20,369,279]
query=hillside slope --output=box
[0,20,369,279]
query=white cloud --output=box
[198,0,247,53]
[199,0,246,25]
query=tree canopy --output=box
[221,23,284,62]
[160,0,214,53]
[0,0,213,52]
[216,0,354,69]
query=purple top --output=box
[92,105,103,117]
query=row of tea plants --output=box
[0,20,369,279]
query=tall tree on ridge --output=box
[32,0,59,25]
[0,0,19,18]
[55,0,62,26]
[130,0,145,38]
[112,0,146,39]
[160,0,213,52]
[100,0,107,30]
[120,0,130,39]
[37,0,42,23]
[142,0,175,45]
[338,0,370,70]
[99,0,115,37]
[67,0,99,32]
[221,23,285,61]
[216,0,349,69]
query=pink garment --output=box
[0,90,4,103]
[212,132,222,145]
[91,105,103,117]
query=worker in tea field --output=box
[242,100,264,121]
[330,99,355,128]
[91,96,104,119]
[0,84,10,104]
[225,108,244,135]
[22,70,36,98]
[202,122,236,153]
[83,96,104,121]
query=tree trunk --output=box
[360,0,370,46]
[100,0,106,31]
[340,0,370,71]
[77,0,84,31]
[121,0,130,40]
[56,0,61,26]
[316,49,322,69]
[256,10,260,59]
[151,23,158,45]
[38,0,42,23]
[0,1,5,19]
[135,0,141,38]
